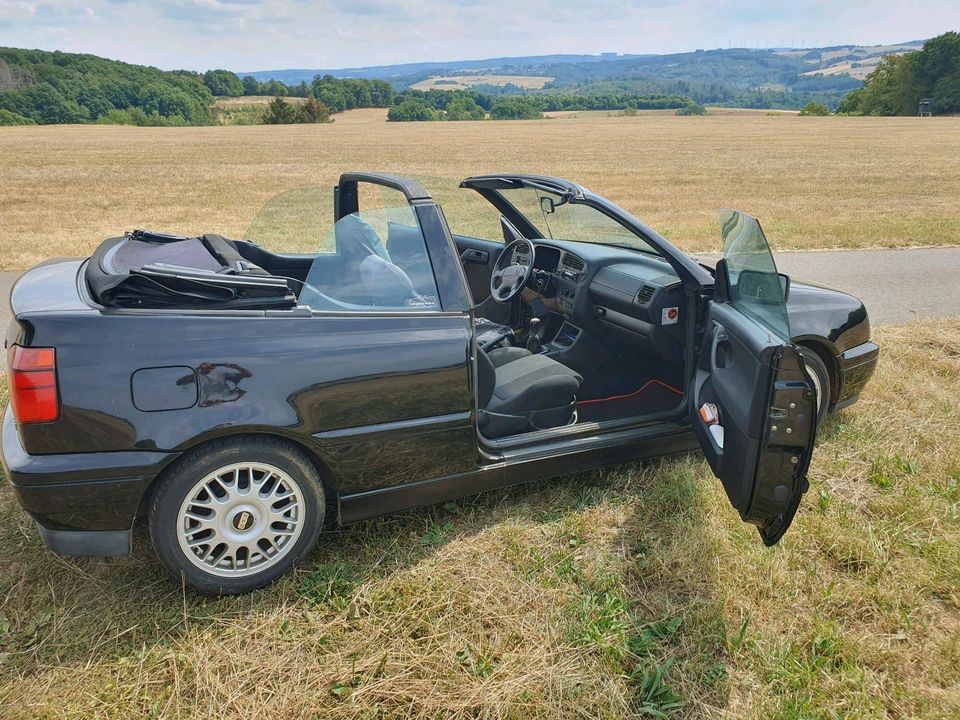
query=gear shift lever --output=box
[526,317,542,353]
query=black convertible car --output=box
[2,172,879,593]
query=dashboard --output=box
[518,239,686,361]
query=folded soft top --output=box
[86,230,297,310]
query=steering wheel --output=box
[490,238,536,303]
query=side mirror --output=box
[779,272,791,303]
[539,196,556,214]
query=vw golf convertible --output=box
[1,173,879,593]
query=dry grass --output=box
[411,75,554,91]
[0,320,959,718]
[212,96,308,107]
[2,110,959,271]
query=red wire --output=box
[577,379,685,405]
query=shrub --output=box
[445,95,485,121]
[387,99,439,121]
[0,108,35,125]
[676,102,707,115]
[261,97,298,124]
[298,97,332,123]
[799,101,830,116]
[490,96,543,120]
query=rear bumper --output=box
[834,340,880,410]
[1,406,176,555]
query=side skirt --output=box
[338,427,698,524]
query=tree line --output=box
[837,32,960,115]
[386,89,696,121]
[0,48,397,126]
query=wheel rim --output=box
[804,359,825,419]
[176,462,306,578]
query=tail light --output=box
[7,346,59,423]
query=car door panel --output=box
[453,235,501,302]
[692,301,816,544]
[452,234,518,326]
[691,209,817,545]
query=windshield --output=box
[720,209,790,340]
[495,186,660,254]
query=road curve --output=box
[1,247,958,331]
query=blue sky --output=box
[0,0,958,72]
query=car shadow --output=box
[0,452,730,714]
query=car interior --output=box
[233,179,691,440]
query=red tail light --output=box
[7,346,59,423]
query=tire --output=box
[149,436,324,595]
[799,346,831,430]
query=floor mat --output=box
[577,380,685,423]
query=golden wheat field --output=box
[1,109,959,271]
[1,111,960,719]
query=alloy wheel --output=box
[176,462,305,578]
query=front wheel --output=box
[149,437,324,594]
[799,347,831,430]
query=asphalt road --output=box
[697,247,960,326]
[0,247,957,330]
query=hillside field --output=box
[1,109,959,270]
[411,74,555,90]
[1,110,960,718]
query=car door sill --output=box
[479,404,687,451]
[494,419,690,464]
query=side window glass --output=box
[720,209,790,340]
[299,184,441,312]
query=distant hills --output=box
[0,38,936,127]
[243,41,925,109]
[242,53,652,84]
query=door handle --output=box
[710,323,732,372]
[460,249,489,264]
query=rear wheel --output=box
[799,346,831,430]
[149,437,324,594]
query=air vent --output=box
[636,284,655,304]
[561,253,585,273]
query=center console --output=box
[557,278,577,315]
[545,321,581,352]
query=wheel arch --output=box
[795,337,838,407]
[138,430,340,520]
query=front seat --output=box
[477,346,582,438]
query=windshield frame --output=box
[460,174,712,287]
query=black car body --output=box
[1,172,879,593]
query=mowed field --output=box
[1,111,960,719]
[1,109,960,270]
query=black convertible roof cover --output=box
[86,230,296,310]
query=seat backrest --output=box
[335,213,390,265]
[387,222,436,295]
[476,347,496,409]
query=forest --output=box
[837,32,960,115]
[0,48,394,126]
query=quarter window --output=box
[299,186,441,312]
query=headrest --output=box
[335,214,389,263]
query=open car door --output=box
[692,210,817,545]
